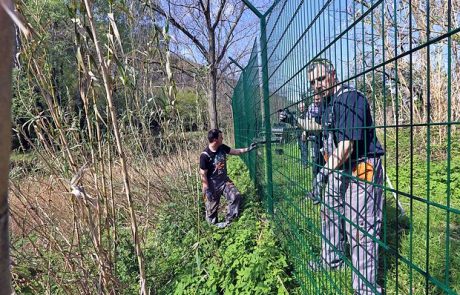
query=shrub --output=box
[116,156,300,294]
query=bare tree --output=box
[349,0,460,130]
[0,0,13,293]
[145,0,254,129]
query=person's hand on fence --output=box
[278,109,296,125]
[248,142,257,152]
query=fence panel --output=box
[232,1,460,294]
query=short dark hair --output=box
[307,58,335,74]
[208,129,222,142]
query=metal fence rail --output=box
[232,0,460,294]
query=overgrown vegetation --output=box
[11,149,300,294]
[8,0,460,294]
[9,0,249,293]
[115,157,300,294]
[383,131,460,294]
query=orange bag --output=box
[352,162,374,182]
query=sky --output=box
[162,0,459,107]
[162,0,270,72]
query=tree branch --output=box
[143,1,208,58]
[200,0,211,28]
[212,0,227,30]
[216,4,244,64]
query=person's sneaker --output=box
[206,216,217,224]
[305,192,320,205]
[307,258,344,271]
[215,221,229,229]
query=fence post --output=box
[229,57,253,181]
[241,0,274,215]
[229,57,245,151]
[226,92,237,147]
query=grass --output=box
[10,150,39,178]
[245,129,460,294]
[382,130,460,294]
[127,156,302,294]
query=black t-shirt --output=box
[321,88,385,161]
[199,144,231,185]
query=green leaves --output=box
[383,137,460,294]
[114,157,299,294]
[168,157,298,294]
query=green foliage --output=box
[226,157,254,197]
[253,130,460,293]
[115,157,300,294]
[11,69,40,121]
[175,89,205,115]
[383,137,460,294]
[152,88,206,130]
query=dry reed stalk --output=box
[82,0,147,293]
[9,181,84,293]
[9,0,209,292]
[12,9,119,290]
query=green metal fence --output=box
[231,0,460,294]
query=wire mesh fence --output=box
[232,0,460,294]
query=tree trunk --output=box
[0,1,13,294]
[208,28,218,130]
[208,68,219,129]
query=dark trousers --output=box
[298,138,308,167]
[205,181,241,224]
[310,138,324,176]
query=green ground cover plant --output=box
[260,130,460,294]
[116,156,300,294]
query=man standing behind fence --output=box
[279,59,385,294]
[199,129,257,228]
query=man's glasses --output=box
[309,75,327,87]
